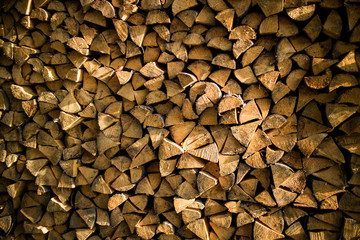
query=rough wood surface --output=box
[0,0,360,239]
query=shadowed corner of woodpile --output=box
[0,0,360,239]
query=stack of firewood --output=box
[0,0,360,239]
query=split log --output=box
[0,0,359,239]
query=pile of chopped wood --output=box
[0,0,360,239]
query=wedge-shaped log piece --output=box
[195,5,216,26]
[38,145,62,165]
[183,33,205,46]
[262,114,286,131]
[112,173,135,192]
[146,10,171,25]
[286,4,315,21]
[277,15,299,37]
[126,135,150,159]
[197,171,217,194]
[59,93,82,114]
[229,26,256,40]
[338,87,360,105]
[182,125,213,151]
[298,117,330,139]
[312,165,346,189]
[165,106,184,126]
[159,138,184,160]
[336,51,359,73]
[215,9,235,32]
[131,144,156,168]
[221,130,245,155]
[198,84,222,111]
[67,37,89,55]
[21,206,43,223]
[177,151,205,170]
[26,158,48,177]
[271,163,293,189]
[303,14,322,41]
[210,221,235,239]
[91,0,116,18]
[305,39,332,58]
[116,70,133,85]
[108,193,128,211]
[140,62,164,78]
[148,127,169,149]
[228,185,253,202]
[273,188,297,208]
[234,66,257,85]
[258,210,284,234]
[0,216,12,234]
[166,41,188,62]
[343,218,360,240]
[173,197,194,214]
[47,197,72,212]
[239,100,262,124]
[169,122,195,145]
[330,73,358,92]
[233,39,254,59]
[336,133,360,155]
[237,209,255,229]
[340,192,360,212]
[10,84,36,100]
[312,58,338,75]
[313,179,345,202]
[297,133,327,158]
[242,45,264,67]
[253,220,284,240]
[258,71,279,91]
[257,0,283,17]
[281,170,306,193]
[313,136,345,164]
[129,25,147,47]
[219,154,239,176]
[218,95,244,113]
[243,129,272,159]
[276,38,296,62]
[135,176,154,195]
[187,218,210,240]
[75,228,95,240]
[260,15,278,35]
[271,82,290,105]
[212,54,236,69]
[172,0,197,16]
[255,190,277,207]
[177,72,197,88]
[159,159,177,177]
[90,33,110,54]
[188,143,219,163]
[231,120,261,147]
[113,19,128,41]
[209,69,231,87]
[177,10,197,28]
[92,175,113,194]
[77,208,96,229]
[326,103,357,128]
[323,10,342,39]
[304,69,332,89]
[97,131,120,154]
[136,225,156,239]
[138,210,160,226]
[188,61,212,81]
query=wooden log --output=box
[1,0,360,239]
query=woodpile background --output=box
[0,0,360,239]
